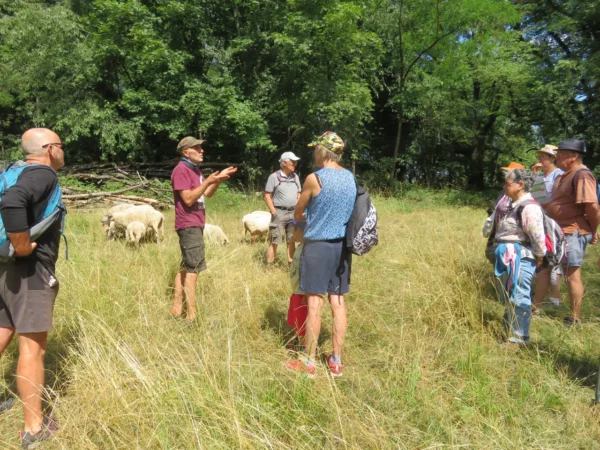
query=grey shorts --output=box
[300,239,352,296]
[563,230,592,268]
[177,227,207,273]
[269,208,294,245]
[0,261,59,333]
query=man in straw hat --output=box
[544,138,600,326]
[530,145,564,313]
[170,137,237,322]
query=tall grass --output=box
[1,190,600,449]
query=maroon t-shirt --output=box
[171,161,206,231]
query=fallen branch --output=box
[62,183,148,200]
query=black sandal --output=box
[563,316,582,327]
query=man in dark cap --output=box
[170,137,237,322]
[545,138,600,326]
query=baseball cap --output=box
[177,136,205,153]
[536,144,558,156]
[279,151,300,162]
[308,131,345,155]
[500,162,525,171]
[558,138,586,153]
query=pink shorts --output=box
[287,294,307,336]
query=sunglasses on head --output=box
[42,142,64,149]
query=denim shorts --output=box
[299,239,351,296]
[563,230,592,268]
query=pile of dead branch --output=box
[60,160,240,210]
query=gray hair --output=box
[505,168,536,192]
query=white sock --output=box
[549,297,560,306]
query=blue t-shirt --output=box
[304,168,356,241]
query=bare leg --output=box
[0,327,15,354]
[287,240,296,264]
[329,295,347,356]
[17,332,47,434]
[184,272,199,322]
[304,295,324,361]
[267,244,277,264]
[565,266,584,320]
[171,270,185,317]
[533,268,550,309]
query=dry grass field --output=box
[2,189,600,449]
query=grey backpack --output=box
[346,180,378,256]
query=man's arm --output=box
[204,166,237,198]
[1,166,57,256]
[7,231,37,256]
[264,192,276,215]
[179,167,237,206]
[294,174,319,222]
[585,202,600,244]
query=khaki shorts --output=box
[269,208,294,245]
[0,261,59,333]
[177,227,207,273]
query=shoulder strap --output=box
[570,167,596,195]
[515,199,540,226]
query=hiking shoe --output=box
[327,355,343,377]
[20,416,58,449]
[563,317,582,327]
[285,360,316,379]
[0,396,16,413]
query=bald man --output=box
[0,128,64,448]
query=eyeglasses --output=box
[42,143,64,150]
[504,180,516,185]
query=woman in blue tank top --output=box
[285,131,356,378]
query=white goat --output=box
[125,221,146,248]
[110,206,164,243]
[101,203,135,238]
[242,211,271,244]
[204,224,230,246]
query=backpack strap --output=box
[273,171,301,194]
[570,167,598,196]
[314,172,322,188]
[514,199,543,246]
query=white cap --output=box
[279,151,300,162]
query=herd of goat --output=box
[99,204,274,247]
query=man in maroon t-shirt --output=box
[171,136,236,322]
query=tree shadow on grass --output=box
[526,340,600,389]
[261,302,330,348]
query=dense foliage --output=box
[0,0,598,188]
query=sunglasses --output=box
[42,142,64,149]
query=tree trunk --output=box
[389,111,403,181]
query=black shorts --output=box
[177,227,207,273]
[300,239,351,296]
[0,261,59,333]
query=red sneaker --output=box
[327,355,343,377]
[285,360,316,379]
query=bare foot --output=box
[170,303,183,317]
[185,309,196,323]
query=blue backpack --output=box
[0,161,67,262]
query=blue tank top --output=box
[304,168,356,241]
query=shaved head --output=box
[21,128,61,156]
